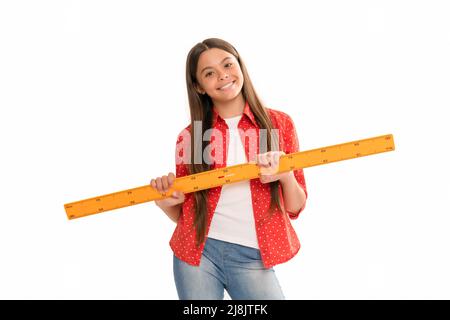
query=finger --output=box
[274,152,280,166]
[161,176,169,192]
[178,191,185,200]
[266,152,274,165]
[267,152,275,167]
[171,190,182,198]
[150,179,156,188]
[155,178,163,192]
[260,174,273,184]
[171,191,185,204]
[168,172,175,185]
[273,152,281,171]
[263,152,278,175]
[258,153,270,167]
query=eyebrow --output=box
[200,56,233,75]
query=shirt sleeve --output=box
[282,114,308,219]
[175,128,190,178]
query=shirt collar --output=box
[211,100,258,127]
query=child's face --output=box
[195,48,244,103]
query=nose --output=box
[219,71,229,80]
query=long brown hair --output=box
[185,38,284,246]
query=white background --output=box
[1,0,449,299]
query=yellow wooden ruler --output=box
[64,133,395,220]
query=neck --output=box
[212,93,245,119]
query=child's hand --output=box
[150,172,185,208]
[255,151,292,184]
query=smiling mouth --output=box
[218,80,236,90]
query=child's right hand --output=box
[150,172,185,208]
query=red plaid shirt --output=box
[170,101,308,268]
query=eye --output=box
[225,63,233,68]
[205,71,213,77]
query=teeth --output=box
[219,81,234,90]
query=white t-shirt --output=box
[207,114,259,249]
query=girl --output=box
[150,38,307,300]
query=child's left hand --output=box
[254,151,292,184]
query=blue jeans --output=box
[173,237,285,300]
